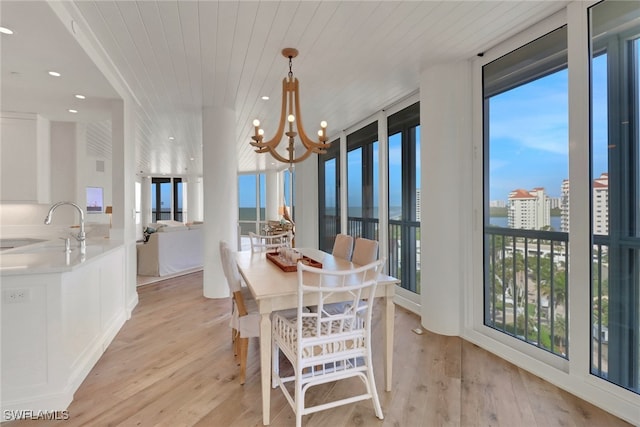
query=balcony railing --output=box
[320,215,340,252]
[347,216,379,240]
[485,226,569,358]
[389,220,421,294]
[346,216,422,293]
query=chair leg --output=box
[232,328,239,357]
[366,354,384,419]
[272,342,279,388]
[238,337,249,385]
[295,367,303,427]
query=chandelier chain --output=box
[288,56,293,78]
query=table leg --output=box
[384,294,395,391]
[260,312,272,425]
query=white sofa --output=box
[137,222,204,277]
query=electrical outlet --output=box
[3,289,30,304]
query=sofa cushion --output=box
[159,224,188,232]
[157,219,185,227]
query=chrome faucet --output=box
[44,201,86,253]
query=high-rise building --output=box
[508,187,551,230]
[561,179,570,232]
[593,173,608,235]
[416,188,421,222]
[560,173,608,234]
[549,197,561,209]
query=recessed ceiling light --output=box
[169,136,175,141]
[75,94,86,100]
[261,96,270,100]
[0,27,13,35]
[48,71,61,77]
[190,157,195,161]
[68,109,78,114]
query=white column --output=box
[141,176,151,226]
[111,98,138,315]
[266,170,279,221]
[186,174,203,222]
[419,61,472,336]
[294,158,319,248]
[203,106,237,298]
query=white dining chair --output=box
[272,259,386,427]
[332,233,354,261]
[249,231,293,253]
[219,240,260,384]
[351,237,379,266]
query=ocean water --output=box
[490,216,561,231]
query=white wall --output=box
[0,120,109,239]
[293,158,319,249]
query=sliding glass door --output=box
[589,0,640,394]
[347,122,379,240]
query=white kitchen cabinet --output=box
[0,112,50,203]
[1,244,127,412]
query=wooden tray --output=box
[266,251,322,272]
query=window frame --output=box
[318,139,341,252]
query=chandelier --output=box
[250,48,330,164]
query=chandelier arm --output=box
[289,148,315,163]
[264,147,291,163]
[292,79,331,150]
[292,78,314,149]
[254,78,290,150]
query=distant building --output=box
[490,200,506,208]
[560,173,608,234]
[508,187,550,230]
[416,188,421,221]
[593,173,608,235]
[549,197,561,209]
[561,179,570,232]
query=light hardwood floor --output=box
[6,271,632,426]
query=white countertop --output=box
[0,238,124,276]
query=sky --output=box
[489,54,608,201]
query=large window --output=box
[347,122,378,240]
[318,140,340,252]
[151,177,183,222]
[238,173,266,235]
[483,26,569,358]
[388,103,421,294]
[590,0,640,394]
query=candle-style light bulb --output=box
[287,114,295,123]
[258,129,264,136]
[253,119,260,127]
[318,130,323,137]
[320,120,327,128]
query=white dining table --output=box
[235,248,399,426]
